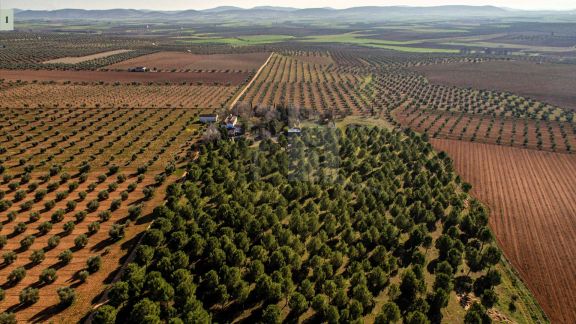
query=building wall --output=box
[0,9,14,31]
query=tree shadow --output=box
[29,303,68,323]
[135,212,154,225]
[90,238,113,253]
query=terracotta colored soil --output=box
[105,51,270,72]
[431,139,576,324]
[0,70,251,85]
[414,61,576,111]
[43,50,133,65]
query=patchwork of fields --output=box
[1,20,576,322]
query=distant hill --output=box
[13,5,571,21]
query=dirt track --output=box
[432,139,576,324]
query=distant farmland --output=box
[414,60,576,111]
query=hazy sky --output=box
[3,0,575,11]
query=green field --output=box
[300,33,460,53]
[175,34,294,46]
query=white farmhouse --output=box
[0,9,14,31]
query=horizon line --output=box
[10,5,576,12]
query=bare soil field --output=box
[414,60,576,111]
[105,51,270,72]
[42,50,134,65]
[0,70,250,86]
[431,139,576,324]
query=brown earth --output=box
[42,50,134,65]
[431,139,576,324]
[413,60,576,111]
[105,51,270,72]
[0,70,251,86]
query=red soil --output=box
[105,51,270,73]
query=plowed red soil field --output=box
[105,51,270,72]
[431,139,576,324]
[0,70,250,85]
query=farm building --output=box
[0,9,14,31]
[224,115,238,129]
[199,114,219,123]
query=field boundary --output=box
[229,52,274,110]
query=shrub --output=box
[109,224,125,241]
[88,222,101,235]
[39,219,57,233]
[74,234,88,248]
[0,312,16,324]
[47,235,61,249]
[78,191,87,201]
[39,268,58,284]
[58,249,73,265]
[29,250,45,265]
[0,235,6,249]
[8,267,26,284]
[20,235,35,250]
[75,211,87,223]
[87,200,99,212]
[128,204,142,220]
[87,255,102,273]
[66,200,77,212]
[98,190,109,201]
[44,200,56,211]
[19,287,39,305]
[99,211,111,222]
[14,222,27,235]
[3,251,17,265]
[29,212,40,222]
[57,287,76,306]
[108,183,118,192]
[78,270,89,282]
[110,199,122,211]
[63,221,75,236]
[51,209,65,223]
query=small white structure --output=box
[128,66,148,72]
[287,128,302,136]
[199,114,219,123]
[224,115,238,129]
[0,9,14,31]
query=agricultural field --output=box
[0,70,250,85]
[237,52,375,117]
[3,11,576,323]
[431,139,576,324]
[0,108,203,322]
[105,52,270,73]
[414,60,576,111]
[0,83,238,109]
